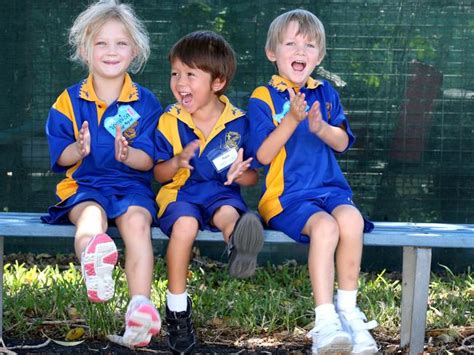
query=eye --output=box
[95,41,106,47]
[171,71,178,77]
[285,41,295,46]
[118,41,129,46]
[306,43,316,49]
[187,72,196,77]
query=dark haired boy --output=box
[153,30,264,353]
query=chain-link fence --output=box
[1,0,473,224]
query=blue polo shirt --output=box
[248,75,355,223]
[45,73,162,203]
[154,96,252,218]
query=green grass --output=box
[3,256,473,344]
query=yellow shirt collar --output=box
[269,75,321,92]
[166,95,245,128]
[79,73,139,102]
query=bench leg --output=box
[0,236,3,341]
[400,246,432,354]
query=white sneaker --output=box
[81,233,118,302]
[123,297,161,347]
[307,311,352,354]
[338,307,378,354]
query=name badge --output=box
[209,148,238,172]
[273,100,310,123]
[104,105,141,137]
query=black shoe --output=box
[228,212,264,278]
[166,297,196,354]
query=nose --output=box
[175,74,187,86]
[295,44,305,55]
[104,43,119,54]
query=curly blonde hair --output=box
[68,0,150,73]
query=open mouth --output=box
[180,92,192,105]
[292,61,306,72]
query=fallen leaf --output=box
[65,327,85,341]
[211,317,224,326]
[68,307,80,320]
[51,339,85,347]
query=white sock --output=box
[127,295,150,313]
[337,289,357,312]
[130,294,149,306]
[166,289,188,312]
[315,303,336,322]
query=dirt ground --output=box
[3,337,312,354]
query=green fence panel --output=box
[1,0,473,224]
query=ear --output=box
[265,48,277,63]
[79,46,88,63]
[132,46,138,60]
[315,56,323,66]
[211,77,226,93]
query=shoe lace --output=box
[223,234,234,258]
[167,312,194,338]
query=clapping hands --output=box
[224,148,253,185]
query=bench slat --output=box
[0,212,473,249]
[1,211,473,355]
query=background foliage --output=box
[1,0,473,224]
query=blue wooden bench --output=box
[0,212,473,354]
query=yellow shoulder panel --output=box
[158,113,183,156]
[251,86,275,116]
[52,90,79,138]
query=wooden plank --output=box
[0,212,473,249]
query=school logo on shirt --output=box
[224,131,240,149]
[123,121,138,143]
[326,102,332,121]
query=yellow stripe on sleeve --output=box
[251,87,286,223]
[156,113,191,217]
[52,90,79,139]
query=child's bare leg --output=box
[332,205,364,291]
[303,211,339,305]
[212,205,240,242]
[117,207,160,346]
[304,211,352,352]
[69,201,107,259]
[115,206,153,297]
[331,205,378,353]
[69,201,116,303]
[167,216,199,293]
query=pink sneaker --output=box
[80,233,118,303]
[123,299,161,347]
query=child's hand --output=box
[76,121,91,157]
[286,89,307,123]
[114,125,129,162]
[176,140,200,170]
[224,148,253,185]
[308,101,325,134]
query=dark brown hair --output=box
[168,31,236,95]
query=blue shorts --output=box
[159,198,247,237]
[268,193,373,243]
[41,187,158,226]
